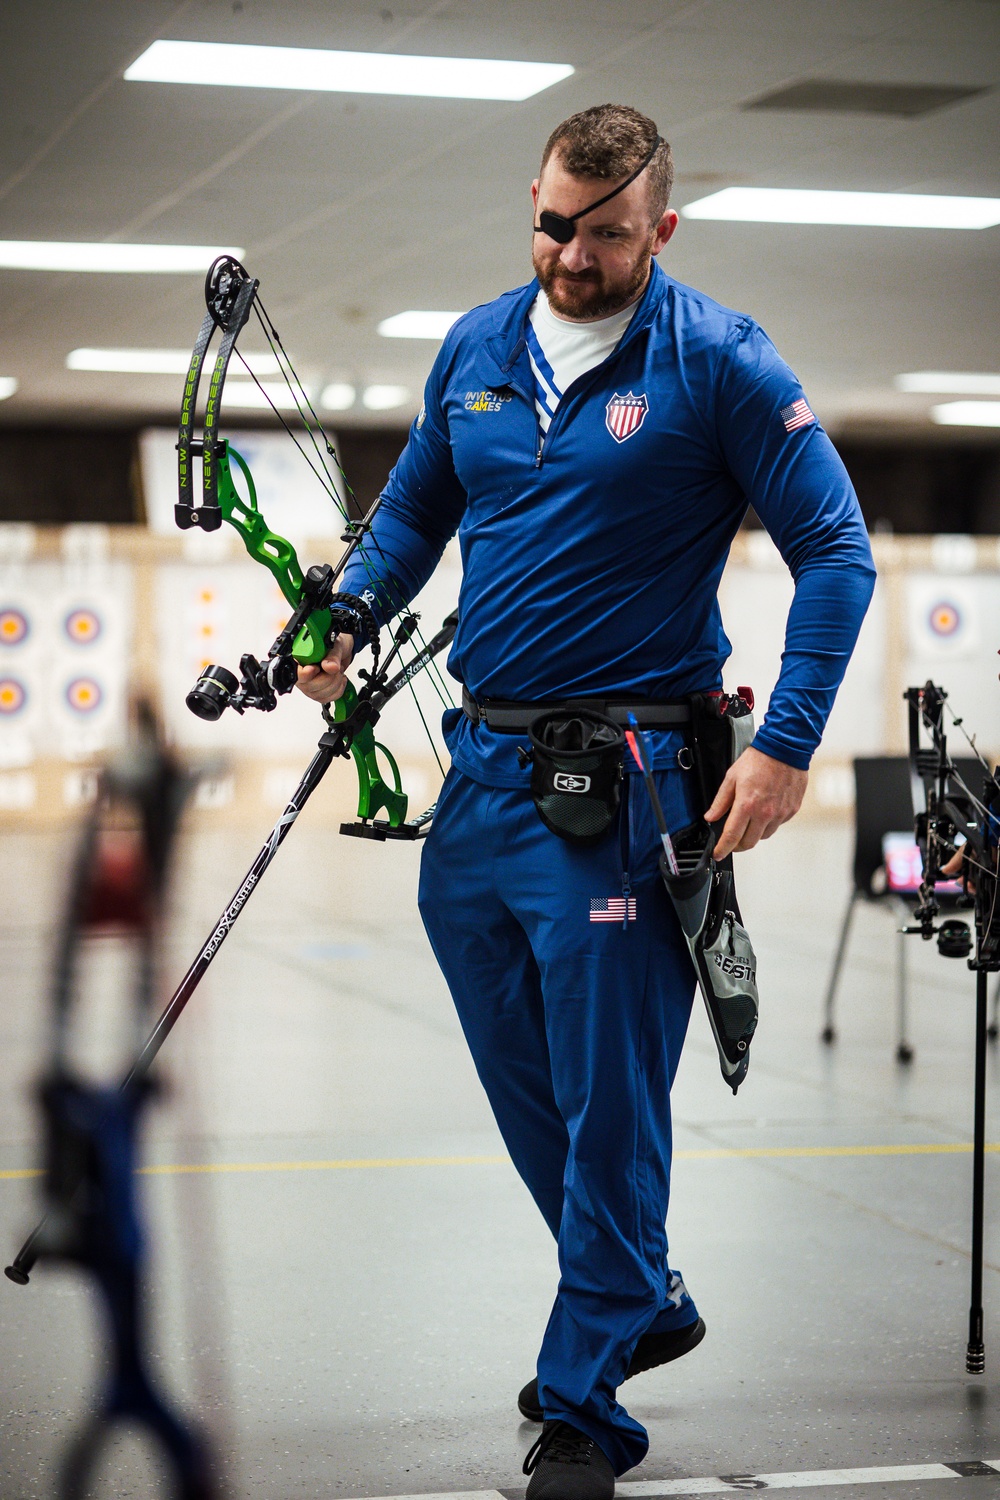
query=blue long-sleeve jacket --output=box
[342,262,876,786]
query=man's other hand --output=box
[705,745,808,860]
[295,633,354,704]
[941,847,974,890]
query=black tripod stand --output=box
[967,967,990,1373]
[902,680,1000,1374]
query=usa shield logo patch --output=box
[605,391,649,443]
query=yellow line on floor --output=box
[142,1154,512,1176]
[2,1142,999,1182]
[0,1154,511,1181]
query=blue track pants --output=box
[418,763,700,1475]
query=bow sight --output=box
[903,681,1000,967]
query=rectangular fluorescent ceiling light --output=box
[321,383,356,411]
[67,348,279,374]
[681,187,1000,229]
[378,311,465,340]
[0,241,244,272]
[932,401,1000,427]
[126,40,573,101]
[897,371,1000,395]
[363,385,409,410]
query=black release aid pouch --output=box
[663,690,759,1092]
[524,710,624,846]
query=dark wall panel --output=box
[336,428,409,518]
[0,427,141,524]
[1,424,999,536]
[837,441,1000,535]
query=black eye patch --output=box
[533,136,663,246]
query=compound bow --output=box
[175,253,456,838]
[902,680,1000,1375]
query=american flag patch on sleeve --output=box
[590,897,637,923]
[780,397,816,432]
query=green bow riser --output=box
[214,440,408,827]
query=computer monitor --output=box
[882,831,963,896]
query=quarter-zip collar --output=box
[480,260,669,387]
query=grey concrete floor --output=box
[2,806,999,1499]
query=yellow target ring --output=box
[64,608,102,644]
[0,678,27,713]
[928,601,961,637]
[0,609,28,645]
[65,677,103,714]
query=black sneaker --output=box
[517,1316,706,1423]
[523,1420,615,1499]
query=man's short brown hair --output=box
[540,104,674,223]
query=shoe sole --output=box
[517,1316,706,1423]
[625,1314,706,1377]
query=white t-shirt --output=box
[526,291,640,433]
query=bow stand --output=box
[903,680,1000,1374]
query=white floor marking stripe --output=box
[355,1488,503,1500]
[618,1480,743,1496]
[754,1465,959,1489]
[339,1458,1000,1500]
[619,1465,955,1494]
[616,1459,1000,1496]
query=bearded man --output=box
[298,104,875,1499]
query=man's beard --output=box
[533,245,652,320]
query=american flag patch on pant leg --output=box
[780,397,815,432]
[590,897,637,923]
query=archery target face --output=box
[907,577,979,661]
[64,677,104,714]
[0,678,27,715]
[50,572,130,756]
[63,606,103,645]
[0,609,29,646]
[191,584,225,658]
[928,600,961,637]
[0,587,44,766]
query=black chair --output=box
[821,755,993,1063]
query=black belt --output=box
[462,686,691,735]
